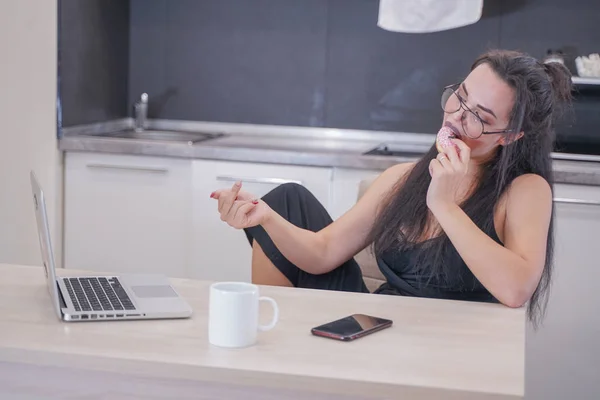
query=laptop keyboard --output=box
[63,277,136,312]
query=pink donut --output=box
[436,126,456,153]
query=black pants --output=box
[244,183,369,293]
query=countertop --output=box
[58,119,600,186]
[0,264,525,400]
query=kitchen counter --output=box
[0,263,525,400]
[59,119,600,186]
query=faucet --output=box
[134,93,148,132]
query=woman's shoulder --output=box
[380,162,416,181]
[361,162,416,200]
[508,173,552,198]
[502,173,552,214]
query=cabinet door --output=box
[526,183,600,399]
[64,152,192,278]
[192,160,332,282]
[330,167,382,220]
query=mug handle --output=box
[258,296,279,331]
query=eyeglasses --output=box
[441,83,515,139]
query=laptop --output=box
[30,171,193,322]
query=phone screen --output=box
[311,314,392,341]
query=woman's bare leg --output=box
[251,240,293,287]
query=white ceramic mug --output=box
[208,282,279,348]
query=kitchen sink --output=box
[85,129,225,143]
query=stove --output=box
[364,142,600,163]
[363,144,427,158]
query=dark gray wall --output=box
[497,0,600,154]
[323,0,501,134]
[128,0,600,136]
[60,0,600,139]
[128,0,329,128]
[128,0,500,133]
[59,0,130,127]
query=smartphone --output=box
[311,314,393,341]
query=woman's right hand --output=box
[210,181,272,229]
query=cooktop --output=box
[363,144,427,158]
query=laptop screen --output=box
[30,171,62,320]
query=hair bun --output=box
[543,62,573,104]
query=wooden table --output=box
[0,264,525,399]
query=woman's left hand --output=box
[426,139,472,214]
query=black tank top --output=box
[374,225,502,303]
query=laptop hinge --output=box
[56,281,67,310]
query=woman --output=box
[211,49,572,325]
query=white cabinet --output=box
[64,152,192,278]
[526,183,600,399]
[191,160,333,282]
[330,167,382,219]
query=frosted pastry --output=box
[436,126,456,153]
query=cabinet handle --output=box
[553,197,600,207]
[216,175,303,186]
[86,164,168,174]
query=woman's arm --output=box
[434,175,551,307]
[429,140,552,307]
[214,163,412,275]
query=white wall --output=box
[0,0,62,267]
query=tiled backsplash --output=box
[59,0,129,127]
[60,0,600,137]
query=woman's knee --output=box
[263,182,313,203]
[272,182,307,196]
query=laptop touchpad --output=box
[131,285,178,298]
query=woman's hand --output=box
[210,181,272,229]
[427,139,472,214]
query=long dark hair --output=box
[368,49,573,326]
